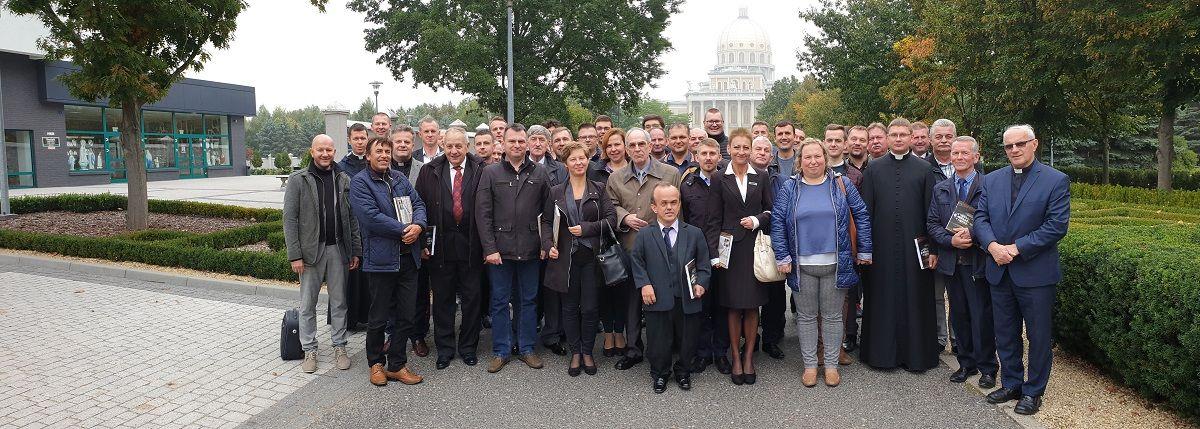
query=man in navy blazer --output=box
[631,184,712,394]
[974,125,1070,415]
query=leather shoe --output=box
[384,366,423,385]
[714,356,732,375]
[436,358,452,370]
[842,335,858,353]
[614,356,643,370]
[949,367,979,383]
[412,338,430,357]
[568,364,582,377]
[369,363,387,386]
[545,342,568,356]
[1014,395,1043,415]
[986,387,1021,404]
[487,356,509,373]
[518,353,544,369]
[676,373,692,390]
[691,356,711,373]
[744,371,757,385]
[824,368,841,387]
[801,368,818,387]
[653,375,669,394]
[763,343,785,360]
[730,373,744,385]
[838,349,853,365]
[978,373,997,389]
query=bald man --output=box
[284,134,363,374]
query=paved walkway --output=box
[10,176,287,209]
[0,261,1022,429]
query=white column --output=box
[322,109,350,161]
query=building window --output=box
[4,130,35,188]
[142,135,177,170]
[207,136,231,166]
[176,113,203,135]
[739,52,744,63]
[759,53,765,63]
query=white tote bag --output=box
[753,231,786,282]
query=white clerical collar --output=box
[1014,167,1024,174]
[891,150,911,160]
[725,162,757,175]
[352,152,366,160]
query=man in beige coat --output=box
[606,127,681,371]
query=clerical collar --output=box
[351,152,366,160]
[891,150,912,160]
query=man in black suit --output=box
[414,128,486,369]
[631,183,712,394]
[679,138,730,375]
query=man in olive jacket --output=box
[284,134,362,374]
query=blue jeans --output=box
[488,260,540,358]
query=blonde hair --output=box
[797,138,831,174]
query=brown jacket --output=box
[605,160,681,250]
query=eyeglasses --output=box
[1003,139,1033,151]
[704,120,723,124]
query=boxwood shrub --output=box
[9,194,283,221]
[1071,183,1200,209]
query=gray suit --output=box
[631,220,711,378]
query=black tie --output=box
[662,226,674,250]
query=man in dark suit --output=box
[631,183,712,394]
[414,128,486,370]
[926,136,997,389]
[974,125,1070,415]
[679,138,729,375]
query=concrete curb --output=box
[938,353,1046,429]
[0,251,322,304]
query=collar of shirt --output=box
[891,150,911,161]
[957,170,977,187]
[829,159,845,168]
[699,170,712,185]
[724,162,757,175]
[1013,160,1036,175]
[632,160,652,179]
[351,152,366,160]
[658,219,680,236]
[667,152,692,165]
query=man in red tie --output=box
[414,128,489,369]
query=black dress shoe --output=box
[568,365,582,377]
[949,367,979,383]
[602,347,615,357]
[1014,395,1042,415]
[731,373,744,385]
[842,335,858,353]
[763,343,785,360]
[978,373,997,389]
[715,356,732,375]
[986,387,1022,404]
[545,342,568,356]
[462,355,478,366]
[676,374,692,390]
[583,361,597,376]
[614,356,643,370]
[744,372,757,385]
[653,375,669,394]
[691,356,712,373]
[436,358,452,370]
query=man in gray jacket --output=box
[284,134,362,373]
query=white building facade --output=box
[683,8,775,129]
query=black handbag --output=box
[596,220,630,286]
[280,308,304,360]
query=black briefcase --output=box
[280,308,304,360]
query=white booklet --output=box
[552,206,562,246]
[393,196,412,224]
[718,232,733,268]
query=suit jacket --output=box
[414,153,486,267]
[926,172,985,277]
[606,160,681,250]
[679,167,722,260]
[543,179,617,293]
[714,164,773,243]
[630,221,712,314]
[973,161,1071,287]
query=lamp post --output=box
[505,0,515,123]
[369,81,383,113]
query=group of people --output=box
[282,107,1070,414]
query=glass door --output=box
[179,136,207,178]
[4,130,36,188]
[107,134,126,182]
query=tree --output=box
[350,97,376,122]
[273,152,292,169]
[793,88,850,138]
[608,98,690,130]
[347,0,682,124]
[6,0,245,230]
[757,76,803,125]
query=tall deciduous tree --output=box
[5,0,246,230]
[347,0,681,124]
[756,76,803,125]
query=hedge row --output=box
[250,168,291,176]
[1056,225,1200,422]
[170,221,282,250]
[983,163,1200,191]
[1071,183,1200,209]
[10,194,282,221]
[0,229,293,280]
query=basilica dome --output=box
[716,8,772,68]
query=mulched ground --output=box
[0,211,254,237]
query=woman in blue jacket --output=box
[770,140,872,388]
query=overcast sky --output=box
[191,0,821,112]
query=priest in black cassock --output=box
[859,117,941,371]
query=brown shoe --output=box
[487,356,509,373]
[412,338,430,357]
[825,368,841,387]
[802,368,818,387]
[838,349,853,366]
[369,364,387,386]
[518,353,544,369]
[385,366,423,385]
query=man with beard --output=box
[859,117,940,372]
[847,125,870,172]
[551,127,573,161]
[703,108,729,159]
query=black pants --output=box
[623,278,646,358]
[844,267,864,339]
[432,260,483,360]
[599,276,625,334]
[760,280,786,345]
[331,268,370,329]
[539,261,564,346]
[412,264,431,340]
[697,275,729,357]
[945,267,998,375]
[645,299,700,378]
[367,259,418,371]
[563,248,600,356]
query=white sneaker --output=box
[302,351,318,373]
[334,346,351,370]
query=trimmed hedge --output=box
[1071,183,1200,209]
[9,194,282,221]
[983,163,1200,191]
[250,168,291,176]
[119,229,198,242]
[266,231,286,251]
[1057,225,1200,422]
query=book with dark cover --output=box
[684,259,697,299]
[946,201,975,231]
[424,226,437,256]
[914,235,935,270]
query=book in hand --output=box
[945,201,976,231]
[425,226,437,256]
[914,235,935,269]
[552,206,562,245]
[393,196,413,224]
[718,232,734,268]
[684,259,698,299]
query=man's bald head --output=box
[310,134,335,169]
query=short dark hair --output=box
[668,122,690,134]
[489,116,506,124]
[542,118,562,129]
[594,115,613,125]
[577,122,595,131]
[365,136,392,154]
[641,114,664,127]
[504,123,527,137]
[774,121,795,132]
[752,120,769,128]
[348,123,369,137]
[825,123,845,135]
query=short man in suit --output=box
[974,124,1070,415]
[631,184,711,394]
[926,136,997,389]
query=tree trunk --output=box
[1102,135,1111,185]
[121,101,149,230]
[1157,101,1177,191]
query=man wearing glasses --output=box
[577,123,600,162]
[702,108,729,160]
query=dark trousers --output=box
[412,264,431,340]
[539,262,564,346]
[563,248,600,356]
[599,279,626,334]
[623,279,646,358]
[431,260,482,360]
[945,266,998,375]
[992,272,1055,397]
[488,260,541,357]
[844,267,864,338]
[697,275,729,357]
[645,299,700,378]
[331,268,370,329]
[366,259,417,371]
[760,280,786,345]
